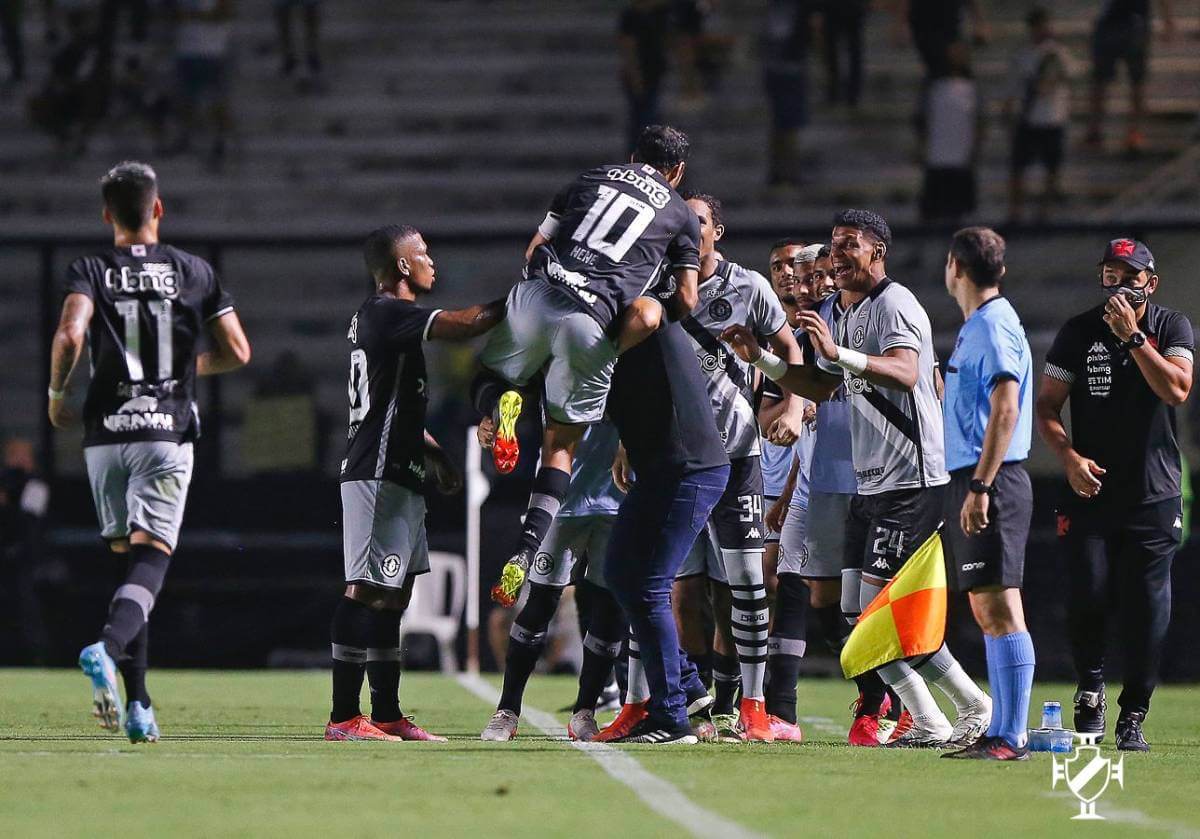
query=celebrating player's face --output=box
[768,245,803,298]
[813,255,835,299]
[398,234,436,294]
[830,226,877,293]
[686,198,722,260]
[793,261,819,310]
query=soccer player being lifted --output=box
[49,161,251,742]
[327,225,505,741]
[722,210,991,748]
[471,125,702,608]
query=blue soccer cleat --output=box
[125,701,160,743]
[78,642,124,731]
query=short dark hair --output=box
[364,224,421,281]
[682,191,723,229]
[950,226,1006,287]
[769,237,807,253]
[832,209,892,247]
[100,161,158,231]
[817,244,831,259]
[633,125,690,173]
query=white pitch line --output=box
[457,674,767,839]
[1042,792,1200,837]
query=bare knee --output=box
[968,587,1026,637]
[616,297,663,355]
[808,578,841,609]
[346,580,412,612]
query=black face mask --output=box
[1103,283,1148,307]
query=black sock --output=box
[330,597,373,723]
[573,584,624,712]
[814,603,846,656]
[366,607,404,723]
[713,653,740,715]
[766,574,809,724]
[101,543,171,659]
[516,468,570,556]
[852,670,888,717]
[119,624,151,708]
[497,583,562,714]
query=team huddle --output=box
[51,126,1192,759]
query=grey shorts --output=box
[528,514,614,589]
[478,277,617,425]
[778,502,810,576]
[764,495,781,544]
[341,479,430,590]
[677,520,726,583]
[800,491,853,579]
[85,441,194,552]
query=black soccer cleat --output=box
[1115,711,1150,752]
[616,718,698,745]
[942,735,1029,761]
[1074,688,1106,742]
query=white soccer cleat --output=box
[568,709,600,742]
[947,695,992,748]
[480,709,520,742]
[885,714,954,749]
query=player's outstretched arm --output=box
[721,323,839,404]
[426,298,506,342]
[796,310,919,391]
[198,311,252,376]
[664,266,699,322]
[47,292,94,428]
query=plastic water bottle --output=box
[1042,701,1063,730]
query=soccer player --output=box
[479,421,627,742]
[49,161,251,742]
[474,125,702,608]
[1036,238,1193,751]
[671,192,804,742]
[939,228,1036,761]
[722,209,991,748]
[327,225,506,742]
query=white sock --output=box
[915,646,987,715]
[625,631,649,704]
[883,665,950,730]
[724,549,768,701]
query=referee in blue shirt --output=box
[939,227,1036,761]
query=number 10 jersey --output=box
[64,243,235,447]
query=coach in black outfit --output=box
[1036,238,1193,751]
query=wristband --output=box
[833,347,869,376]
[48,386,65,401]
[752,350,789,382]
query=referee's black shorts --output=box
[943,462,1033,593]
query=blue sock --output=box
[994,632,1036,748]
[983,634,1002,738]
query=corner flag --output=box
[840,530,947,679]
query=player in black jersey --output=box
[48,162,251,742]
[327,224,506,742]
[473,125,703,608]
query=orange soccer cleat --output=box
[591,702,648,743]
[848,692,893,747]
[324,715,402,742]
[372,716,447,742]
[767,715,804,743]
[738,698,775,743]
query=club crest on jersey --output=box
[381,554,402,578]
[105,263,179,298]
[707,298,733,322]
[853,325,866,347]
[534,553,554,576]
[102,395,175,432]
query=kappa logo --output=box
[1088,342,1107,354]
[381,554,402,578]
[1052,733,1125,820]
[746,527,762,539]
[871,557,890,570]
[1174,517,1184,530]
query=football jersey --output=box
[63,243,235,447]
[1044,301,1193,508]
[340,295,442,493]
[558,420,624,518]
[680,260,788,458]
[817,279,948,495]
[805,294,858,496]
[533,162,701,329]
[760,439,793,497]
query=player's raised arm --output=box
[426,298,506,341]
[721,323,839,404]
[796,309,920,391]
[47,292,95,428]
[198,311,251,376]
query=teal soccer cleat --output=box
[78,642,124,731]
[125,701,160,743]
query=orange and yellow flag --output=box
[840,530,947,679]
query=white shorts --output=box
[528,514,613,589]
[677,520,726,583]
[85,441,194,552]
[478,277,618,425]
[340,480,430,590]
[778,502,810,576]
[801,490,853,579]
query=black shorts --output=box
[943,463,1033,593]
[1092,16,1148,85]
[844,485,946,581]
[1011,124,1064,175]
[711,455,765,551]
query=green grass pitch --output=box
[2,670,1198,838]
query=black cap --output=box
[1100,238,1155,272]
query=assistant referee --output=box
[1036,238,1194,752]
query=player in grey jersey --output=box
[669,194,803,741]
[722,210,990,748]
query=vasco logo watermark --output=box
[1051,733,1125,820]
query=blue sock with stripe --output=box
[993,631,1036,748]
[983,634,1001,738]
